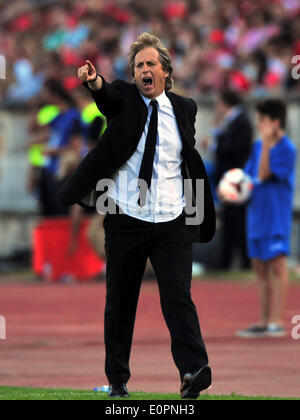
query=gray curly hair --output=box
[128,33,174,91]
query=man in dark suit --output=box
[59,33,215,399]
[214,90,253,269]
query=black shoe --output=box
[108,383,130,398]
[180,366,212,399]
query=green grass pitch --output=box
[0,387,297,400]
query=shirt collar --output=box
[140,90,169,109]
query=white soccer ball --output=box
[218,169,254,205]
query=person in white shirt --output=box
[107,89,185,223]
[63,33,215,400]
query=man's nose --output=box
[142,65,151,73]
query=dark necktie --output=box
[138,99,158,207]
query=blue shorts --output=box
[248,236,290,262]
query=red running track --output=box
[0,280,299,397]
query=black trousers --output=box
[103,207,208,385]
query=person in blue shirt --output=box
[42,80,87,177]
[237,99,297,339]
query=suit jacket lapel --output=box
[166,92,192,148]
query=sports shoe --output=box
[236,325,268,338]
[266,324,286,338]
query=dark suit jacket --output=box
[58,77,216,243]
[215,110,253,184]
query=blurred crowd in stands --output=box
[1,0,300,276]
[1,0,300,104]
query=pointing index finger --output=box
[86,60,94,71]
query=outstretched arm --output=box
[78,60,124,119]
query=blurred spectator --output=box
[72,87,107,145]
[6,58,45,103]
[238,99,297,338]
[0,0,300,102]
[65,123,107,270]
[27,79,86,216]
[203,89,253,269]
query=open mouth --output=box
[143,77,153,87]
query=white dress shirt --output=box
[106,90,186,223]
